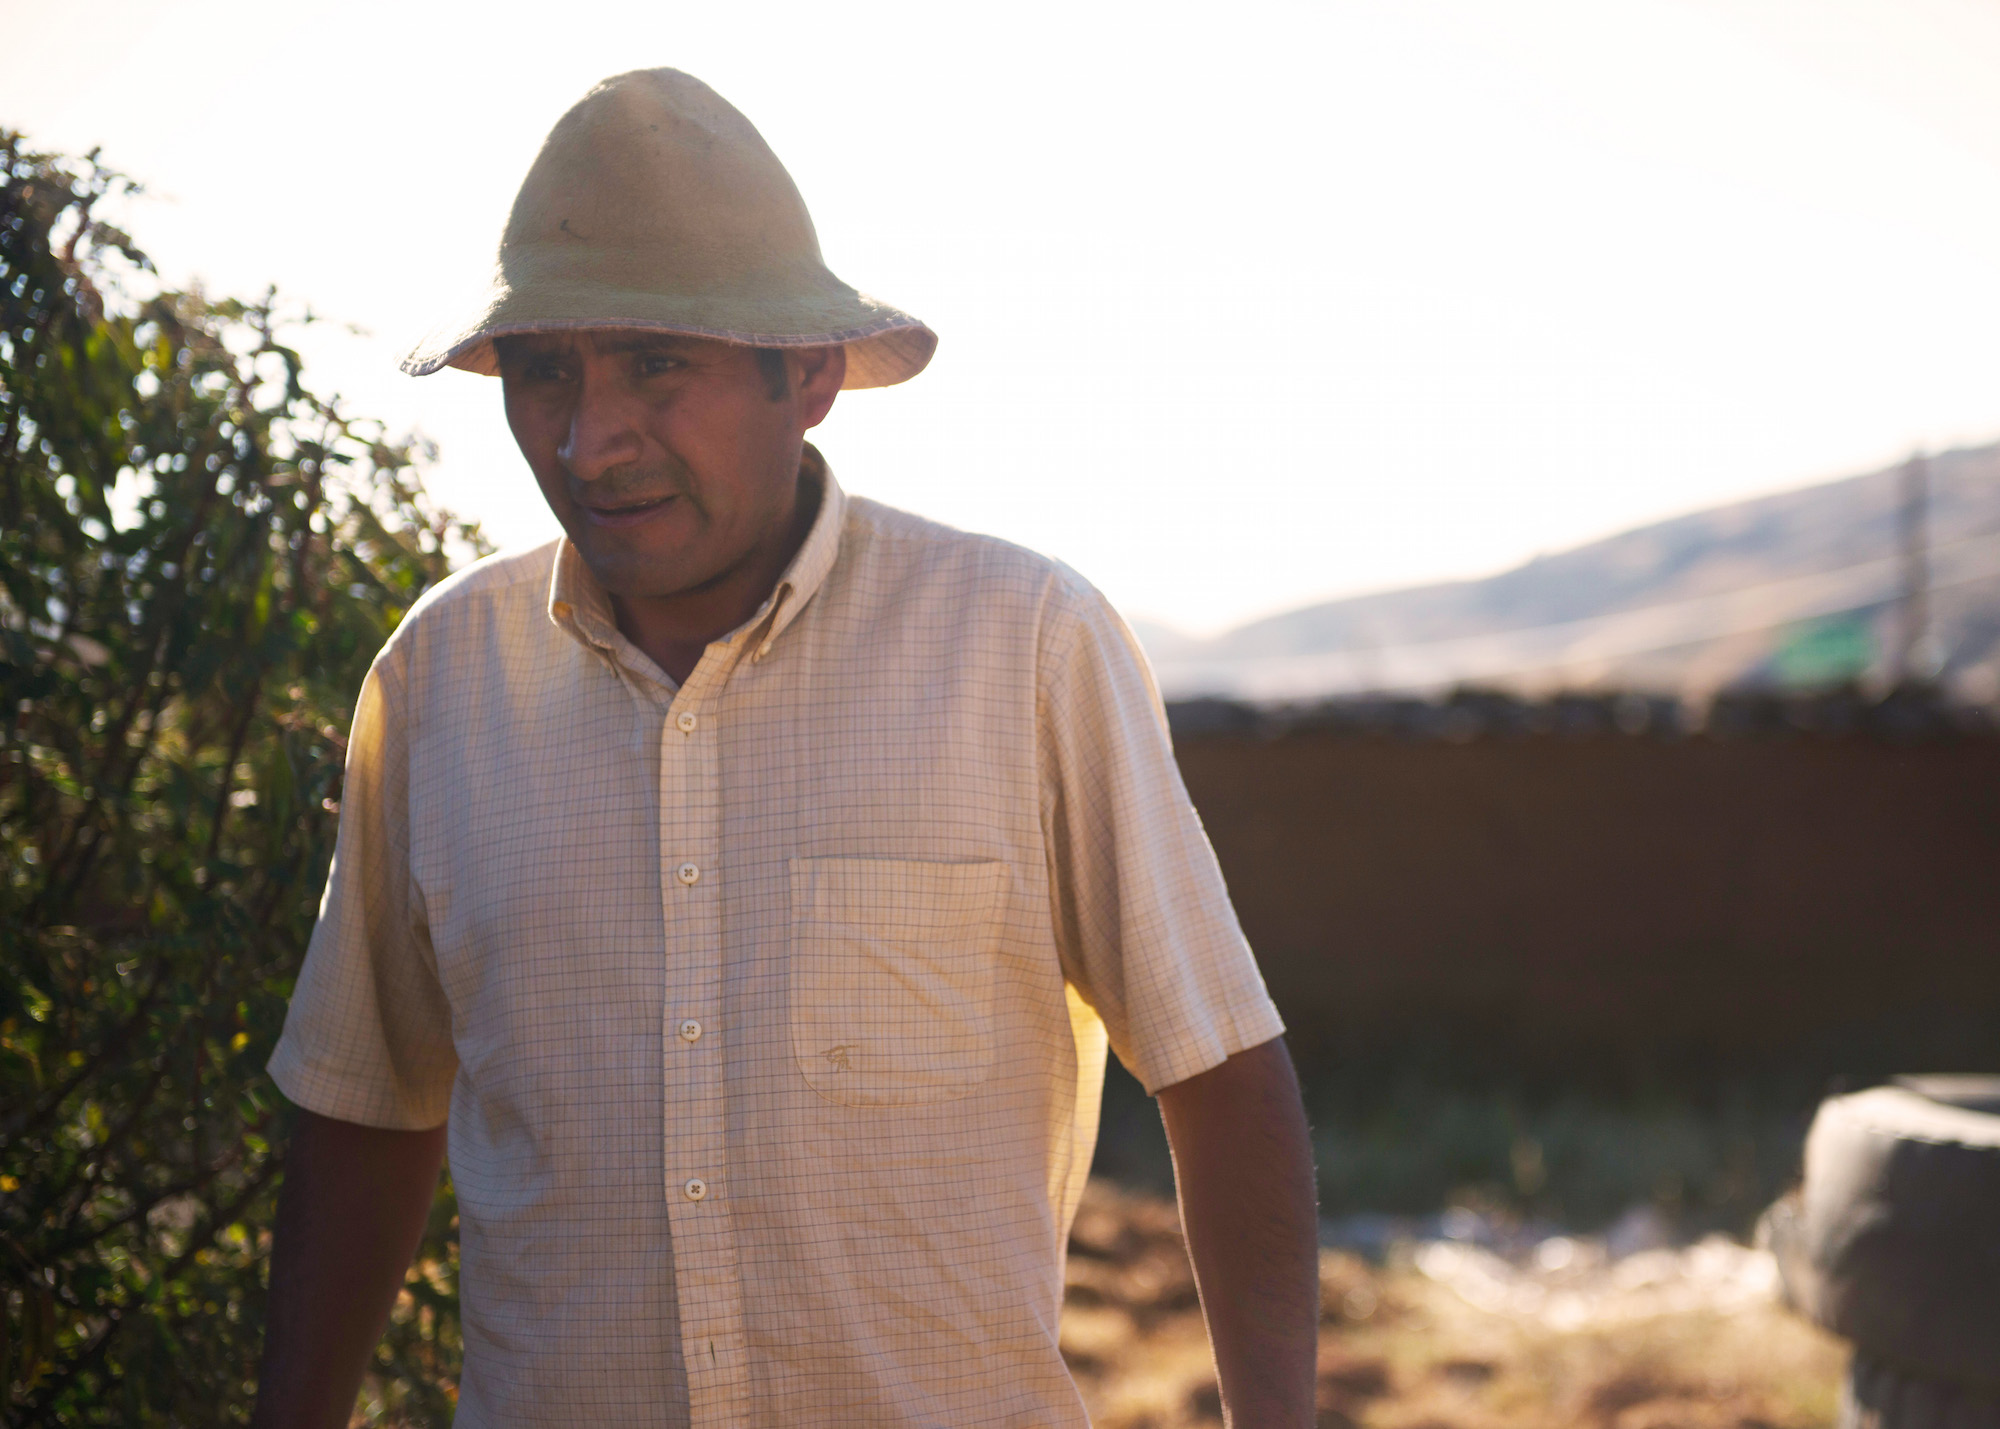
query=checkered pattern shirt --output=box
[269,448,1284,1428]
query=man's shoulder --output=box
[839,495,1095,613]
[376,539,560,670]
[835,495,1159,719]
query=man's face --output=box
[498,330,841,600]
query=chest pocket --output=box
[789,856,1008,1108]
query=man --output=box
[254,69,1317,1429]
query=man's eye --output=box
[637,352,685,378]
[519,358,572,382]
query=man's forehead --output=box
[496,329,726,358]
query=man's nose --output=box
[556,376,647,483]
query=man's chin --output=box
[565,529,708,601]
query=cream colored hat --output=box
[402,69,936,389]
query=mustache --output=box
[562,456,693,510]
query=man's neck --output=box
[610,474,821,685]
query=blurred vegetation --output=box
[0,134,475,1424]
[1094,1058,1816,1239]
[1303,1075,1807,1234]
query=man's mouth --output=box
[578,494,677,529]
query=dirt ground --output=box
[1060,1181,1847,1429]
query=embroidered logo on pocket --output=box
[789,857,1008,1108]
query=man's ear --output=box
[791,346,846,430]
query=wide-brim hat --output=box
[402,68,936,390]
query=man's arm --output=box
[250,1109,448,1429]
[1157,1036,1319,1429]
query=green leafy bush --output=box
[1,134,476,1425]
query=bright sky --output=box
[9,0,2000,635]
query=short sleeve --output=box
[1037,579,1285,1094]
[268,656,457,1128]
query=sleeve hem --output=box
[1130,1003,1289,1097]
[267,1043,450,1132]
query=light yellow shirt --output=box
[270,450,1284,1428]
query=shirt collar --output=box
[756,442,845,659]
[546,442,847,677]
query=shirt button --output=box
[679,1018,702,1043]
[675,710,697,734]
[684,1177,708,1201]
[676,862,700,886]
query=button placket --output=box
[657,673,750,1425]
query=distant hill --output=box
[1145,442,2000,703]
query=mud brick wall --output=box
[1174,733,2000,1083]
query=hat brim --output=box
[402,300,936,391]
